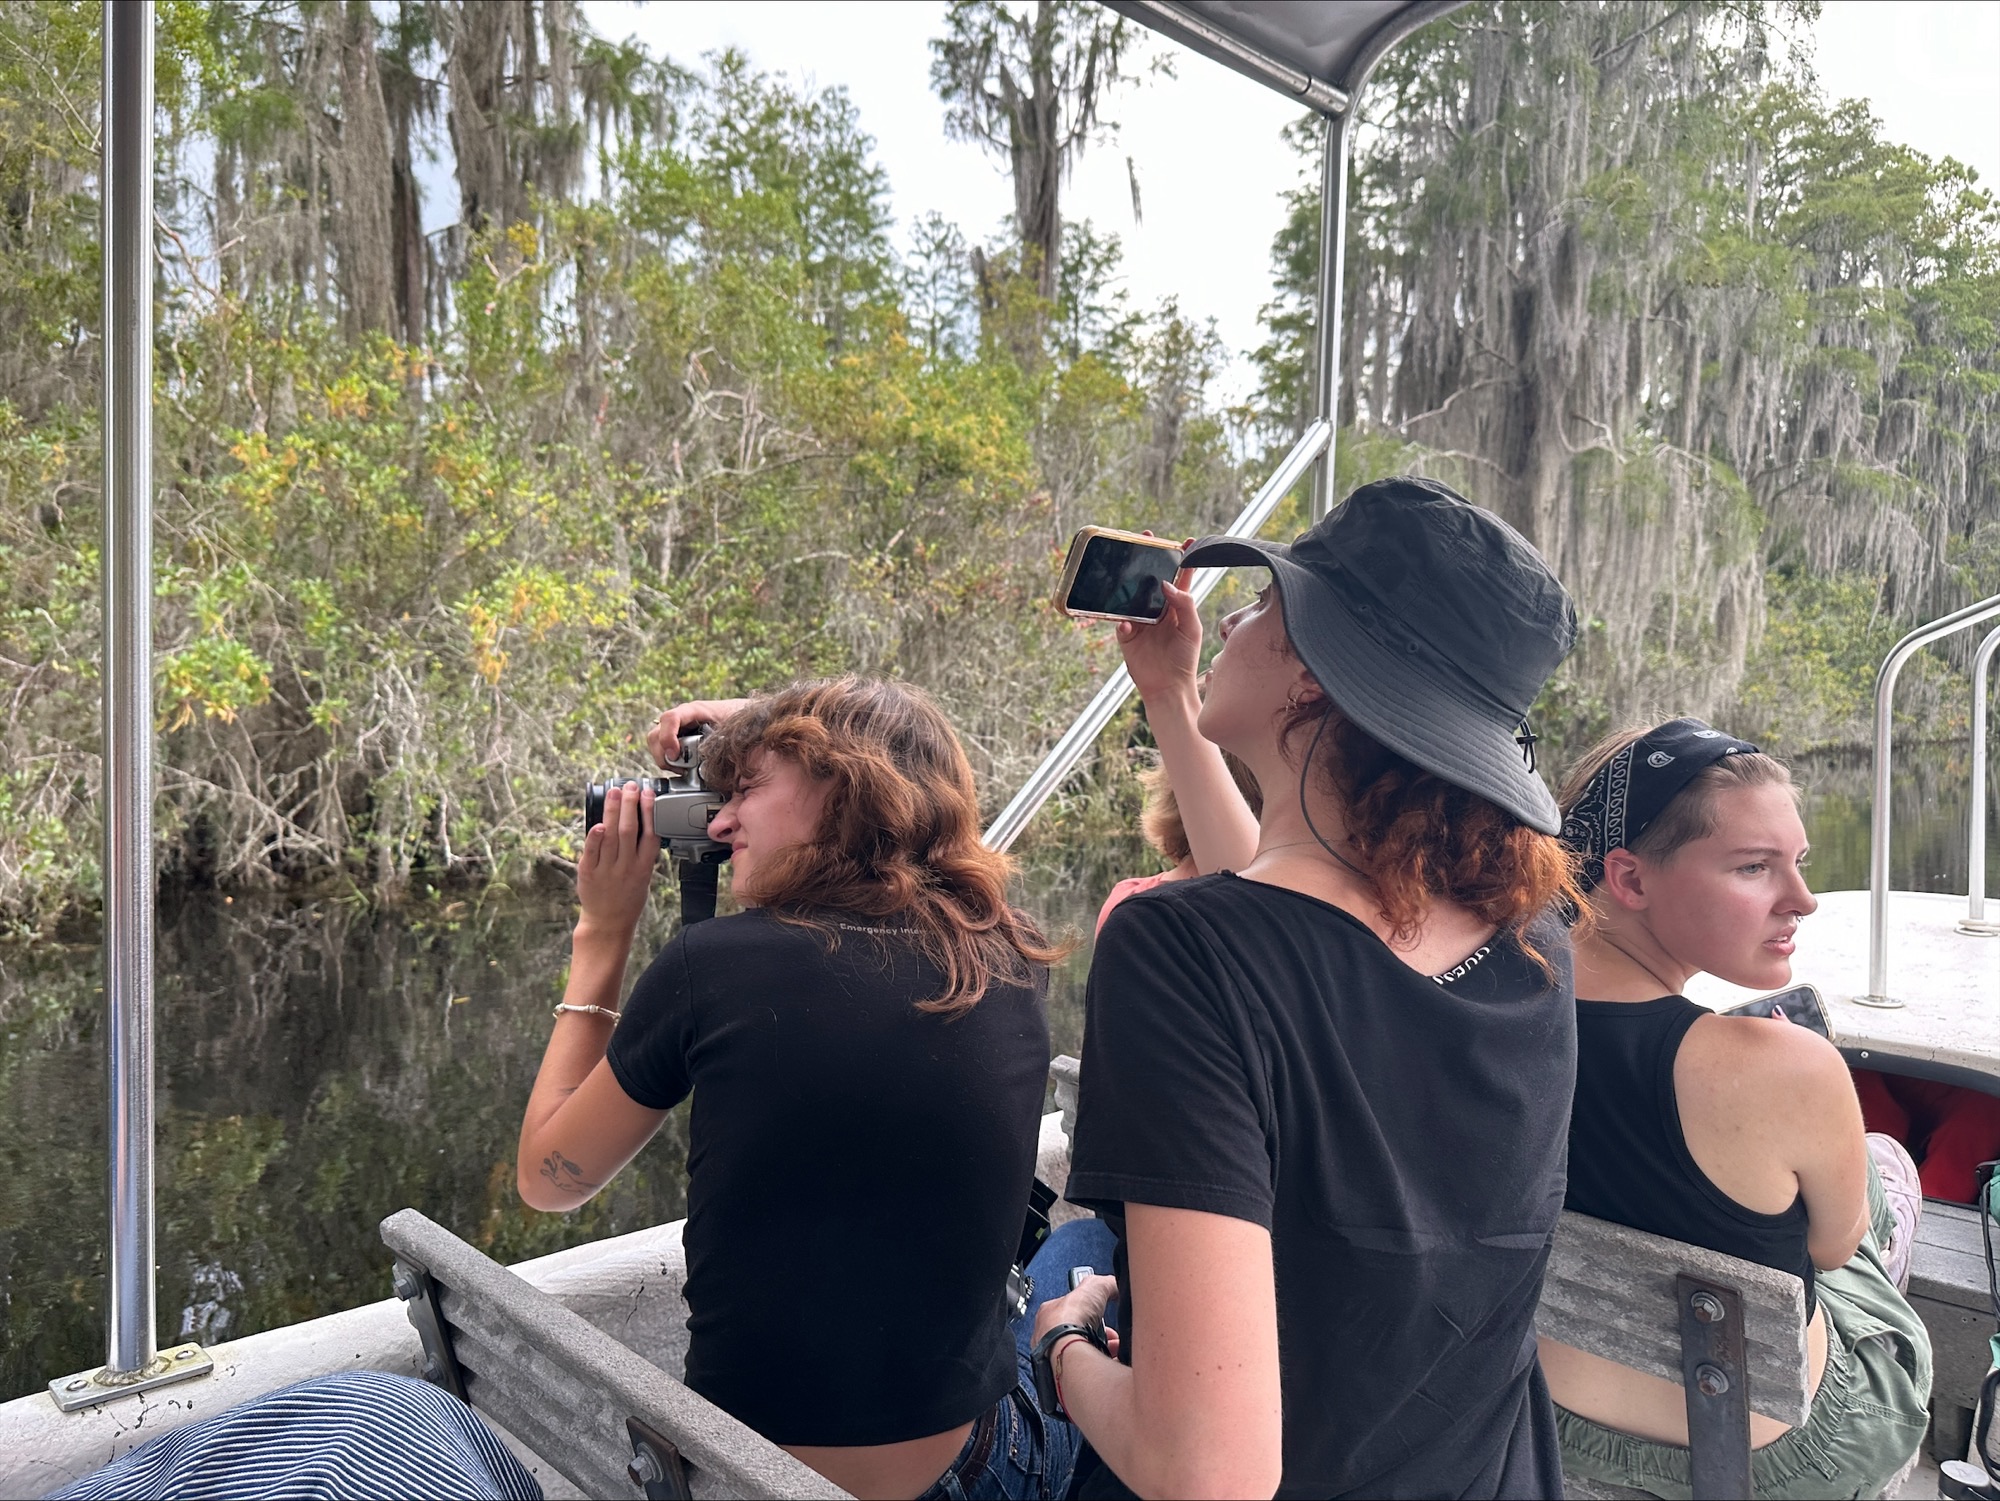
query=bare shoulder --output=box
[1679,1012,1852,1119]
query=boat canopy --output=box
[1107,0,1464,115]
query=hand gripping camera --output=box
[585,732,730,923]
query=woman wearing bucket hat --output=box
[1031,476,1583,1499]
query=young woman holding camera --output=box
[516,676,1079,1501]
[1543,722,1932,1499]
[1033,477,1582,1499]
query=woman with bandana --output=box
[1545,720,1933,1500]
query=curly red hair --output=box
[1282,700,1581,965]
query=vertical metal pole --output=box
[102,0,156,1378]
[1867,650,1898,1005]
[1961,626,2000,932]
[1309,107,1353,523]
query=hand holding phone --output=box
[1057,527,1185,623]
[1722,983,1834,1041]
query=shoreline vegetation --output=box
[1,0,1995,935]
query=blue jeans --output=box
[919,1216,1120,1501]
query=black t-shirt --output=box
[605,907,1050,1447]
[1067,873,1574,1500]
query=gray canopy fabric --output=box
[1106,0,1465,114]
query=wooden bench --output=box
[1909,1197,1997,1465]
[385,1057,1894,1500]
[380,1208,849,1501]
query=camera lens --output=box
[583,778,670,833]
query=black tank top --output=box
[1568,995,1816,1317]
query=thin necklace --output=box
[1598,934,1680,997]
[1256,839,1334,858]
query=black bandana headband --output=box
[1560,718,1761,890]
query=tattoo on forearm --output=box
[538,1149,601,1195]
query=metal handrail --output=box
[1309,108,1353,523]
[1865,593,2000,1004]
[1961,624,2000,932]
[982,419,1332,852]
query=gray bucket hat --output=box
[1183,476,1577,834]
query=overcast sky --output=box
[577,1,2000,403]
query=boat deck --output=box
[1682,889,2000,1082]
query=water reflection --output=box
[3,746,1988,1402]
[1792,747,1996,896]
[0,837,1141,1400]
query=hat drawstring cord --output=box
[1298,711,1373,886]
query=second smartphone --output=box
[1056,527,1185,623]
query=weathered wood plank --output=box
[1539,1211,1811,1427]
[1910,1199,1990,1312]
[1910,1293,1997,1409]
[382,1208,850,1501]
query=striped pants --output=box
[48,1371,543,1501]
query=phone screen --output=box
[1063,534,1181,621]
[1722,984,1832,1040]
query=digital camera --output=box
[585,732,730,863]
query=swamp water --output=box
[1,744,1992,1400]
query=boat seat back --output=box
[1541,1210,1812,1498]
[380,1208,849,1501]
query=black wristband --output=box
[1030,1321,1108,1420]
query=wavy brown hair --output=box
[699,676,1067,1017]
[1282,697,1581,964]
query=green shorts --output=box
[1555,1160,1934,1500]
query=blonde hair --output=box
[1137,752,1263,865]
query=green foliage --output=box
[1736,570,1903,751]
[8,0,1992,928]
[1255,2,2000,759]
[0,5,1243,927]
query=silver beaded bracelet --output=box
[551,1003,620,1025]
